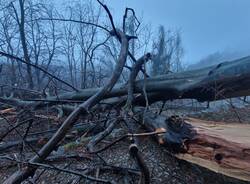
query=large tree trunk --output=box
[2,47,250,183]
[18,0,34,89]
[46,56,250,104]
[4,55,250,110]
[134,107,250,181]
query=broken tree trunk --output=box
[2,56,250,109]
[134,107,250,181]
[43,55,250,104]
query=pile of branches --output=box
[1,1,250,183]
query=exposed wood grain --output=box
[177,118,250,181]
[135,108,250,181]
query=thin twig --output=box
[0,156,113,183]
[0,51,78,91]
[90,130,166,154]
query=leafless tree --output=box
[0,7,19,86]
[27,1,61,90]
[10,0,34,89]
[74,1,101,89]
[151,25,184,76]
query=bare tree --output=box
[0,8,18,86]
[172,30,184,72]
[151,25,184,76]
[74,1,100,89]
[27,1,60,90]
[11,0,34,89]
[59,5,79,88]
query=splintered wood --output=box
[137,108,250,181]
[176,118,250,181]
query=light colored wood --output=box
[0,108,15,115]
[177,118,250,181]
[135,108,250,181]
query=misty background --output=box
[1,0,250,90]
[106,0,250,67]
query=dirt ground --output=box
[0,104,250,184]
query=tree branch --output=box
[4,29,129,184]
[0,51,78,91]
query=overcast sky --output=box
[106,0,250,64]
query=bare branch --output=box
[0,51,78,91]
[4,29,130,184]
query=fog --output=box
[1,1,250,183]
[107,0,250,64]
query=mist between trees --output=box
[0,0,184,93]
[1,1,250,184]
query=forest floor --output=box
[0,103,250,184]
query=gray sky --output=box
[106,0,250,64]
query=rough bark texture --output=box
[126,53,151,108]
[3,29,129,184]
[18,0,34,89]
[2,40,250,183]
[134,107,250,181]
[44,56,250,104]
[3,56,250,110]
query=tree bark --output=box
[17,0,34,89]
[3,56,250,113]
[134,107,250,182]
[45,56,250,104]
[3,29,130,184]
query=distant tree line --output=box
[0,0,184,93]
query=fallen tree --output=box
[3,28,131,184]
[134,107,250,181]
[2,56,250,183]
[1,0,250,183]
[27,55,250,106]
[3,55,250,110]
